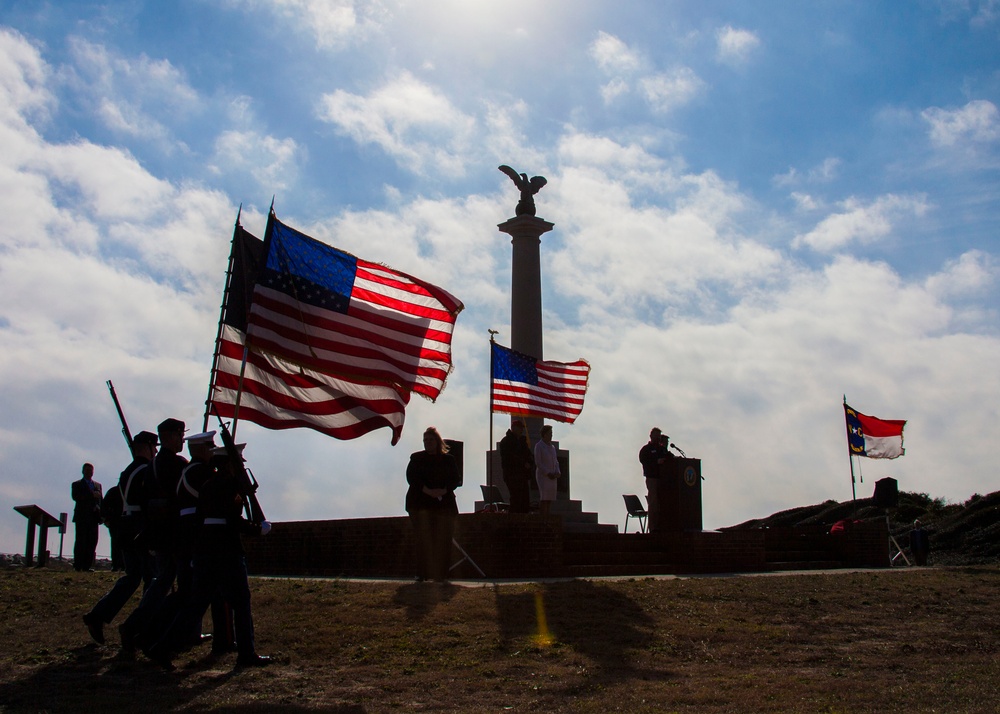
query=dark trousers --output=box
[106,524,124,570]
[409,510,456,581]
[89,539,150,623]
[505,475,531,514]
[121,549,176,647]
[74,519,99,570]
[152,553,254,659]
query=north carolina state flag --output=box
[845,403,906,459]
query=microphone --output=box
[670,443,686,457]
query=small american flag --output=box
[491,342,590,424]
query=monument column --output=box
[498,216,554,363]
[498,216,553,444]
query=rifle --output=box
[211,405,266,525]
[107,380,134,452]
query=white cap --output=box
[185,430,217,445]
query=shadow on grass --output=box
[392,581,459,621]
[0,642,352,714]
[493,579,674,686]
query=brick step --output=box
[567,563,681,577]
[564,550,679,567]
[561,521,615,533]
[765,549,832,561]
[766,560,842,571]
[562,534,661,553]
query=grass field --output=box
[1,564,998,712]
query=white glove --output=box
[260,520,272,536]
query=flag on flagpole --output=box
[491,342,590,424]
[844,402,906,459]
[247,212,464,401]
[208,222,411,445]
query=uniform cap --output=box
[133,431,159,446]
[158,418,186,434]
[185,430,216,445]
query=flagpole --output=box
[844,395,857,510]
[488,329,499,490]
[226,207,277,439]
[203,208,243,432]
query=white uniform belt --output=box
[203,518,227,525]
[179,507,197,516]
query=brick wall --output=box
[242,516,889,579]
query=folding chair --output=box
[480,484,509,513]
[623,494,648,533]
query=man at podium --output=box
[638,427,673,533]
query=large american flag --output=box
[491,342,590,424]
[246,214,463,402]
[207,217,460,445]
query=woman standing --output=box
[533,424,560,518]
[405,427,462,582]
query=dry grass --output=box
[1,564,999,713]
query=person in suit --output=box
[639,428,671,532]
[405,427,462,582]
[72,463,103,571]
[499,419,534,513]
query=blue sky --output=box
[1,0,998,557]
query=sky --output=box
[1,0,998,558]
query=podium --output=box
[13,505,63,566]
[654,457,703,532]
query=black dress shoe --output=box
[118,624,136,654]
[235,654,272,668]
[82,613,104,644]
[146,647,176,671]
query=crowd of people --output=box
[78,418,272,669]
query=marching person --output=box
[405,427,461,583]
[147,444,272,669]
[71,463,103,571]
[118,418,189,653]
[499,419,534,514]
[533,424,560,518]
[82,431,158,645]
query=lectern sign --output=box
[683,465,698,487]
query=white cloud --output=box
[239,0,390,49]
[716,25,761,65]
[62,36,199,144]
[210,130,302,193]
[925,249,997,298]
[316,71,476,176]
[590,31,642,74]
[0,28,52,129]
[793,194,930,252]
[639,67,704,114]
[773,157,841,188]
[922,99,1000,147]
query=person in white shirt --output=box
[533,425,560,518]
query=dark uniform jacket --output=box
[197,468,262,557]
